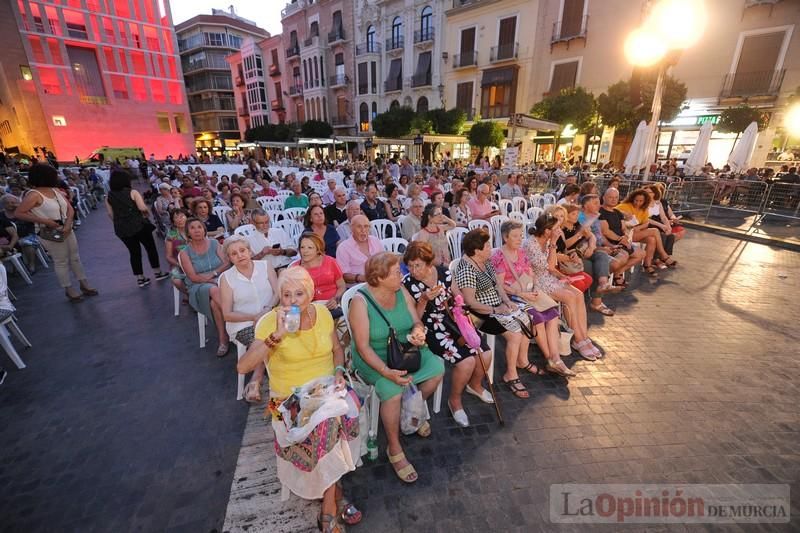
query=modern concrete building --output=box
[0,0,194,161]
[280,0,357,133]
[352,0,448,133]
[176,8,268,156]
[527,0,800,168]
[226,34,287,135]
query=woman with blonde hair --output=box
[238,267,362,533]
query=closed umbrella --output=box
[624,120,648,175]
[727,121,758,173]
[684,121,713,176]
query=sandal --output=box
[317,513,345,533]
[596,283,623,295]
[243,381,262,403]
[501,378,529,399]
[337,498,362,526]
[387,448,418,483]
[590,302,615,316]
[571,339,597,361]
[664,257,678,268]
[516,362,543,376]
[546,360,576,377]
[644,265,659,277]
[416,420,431,438]
[79,283,99,296]
[216,343,230,357]
[65,288,83,302]
[613,274,628,287]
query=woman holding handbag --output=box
[14,163,98,302]
[403,241,493,427]
[491,221,575,378]
[105,169,169,288]
[546,205,593,293]
[349,252,444,483]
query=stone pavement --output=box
[222,231,800,532]
[1,207,799,532]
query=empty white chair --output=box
[498,199,513,215]
[543,193,557,206]
[370,218,396,239]
[213,206,231,233]
[526,207,544,222]
[489,215,508,247]
[0,314,31,369]
[256,197,272,210]
[511,197,528,213]
[70,187,89,218]
[446,227,468,261]
[492,191,501,203]
[274,219,303,244]
[529,194,544,208]
[234,224,256,237]
[381,237,408,253]
[283,207,307,222]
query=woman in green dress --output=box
[349,252,444,484]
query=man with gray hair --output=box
[336,200,364,241]
[247,209,296,271]
[325,187,349,226]
[401,198,425,240]
[322,178,338,205]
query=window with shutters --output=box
[417,96,429,114]
[386,58,402,92]
[480,67,517,118]
[413,52,432,87]
[367,26,376,52]
[457,27,477,67]
[554,0,587,41]
[549,60,579,95]
[358,62,368,95]
[493,17,517,62]
[456,82,474,120]
[725,30,787,97]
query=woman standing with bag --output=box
[14,164,97,302]
[105,169,169,288]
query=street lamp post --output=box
[624,0,707,180]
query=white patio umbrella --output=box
[727,121,758,173]
[624,120,648,175]
[684,121,713,176]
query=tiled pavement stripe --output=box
[222,404,317,533]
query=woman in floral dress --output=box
[402,241,493,427]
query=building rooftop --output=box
[175,13,270,37]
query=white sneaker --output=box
[448,402,469,427]
[465,385,494,404]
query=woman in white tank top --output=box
[14,164,97,301]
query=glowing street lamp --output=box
[625,0,706,179]
[785,103,800,138]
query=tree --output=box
[427,108,467,135]
[530,87,596,156]
[244,123,295,142]
[597,74,688,133]
[372,106,416,138]
[718,105,768,134]
[299,119,333,138]
[467,121,504,151]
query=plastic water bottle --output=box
[285,305,301,333]
[366,431,378,462]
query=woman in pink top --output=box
[292,232,346,318]
[467,184,500,221]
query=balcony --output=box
[269,64,280,76]
[183,58,231,73]
[285,45,300,59]
[189,98,236,113]
[551,15,589,45]
[331,116,351,127]
[490,42,518,62]
[720,69,785,99]
[271,99,285,110]
[411,73,432,88]
[384,79,403,93]
[386,36,405,52]
[744,0,782,6]
[238,107,249,116]
[449,0,491,10]
[281,1,303,18]
[328,28,346,45]
[289,84,303,97]
[453,51,478,68]
[414,28,435,45]
[356,42,382,55]
[329,74,350,88]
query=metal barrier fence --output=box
[760,182,800,223]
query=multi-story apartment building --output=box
[280,0,356,133]
[528,0,799,167]
[226,34,287,135]
[352,0,447,133]
[442,0,543,133]
[0,0,194,160]
[176,8,268,156]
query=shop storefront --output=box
[657,114,740,168]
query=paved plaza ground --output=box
[0,210,798,532]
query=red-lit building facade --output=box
[0,0,194,161]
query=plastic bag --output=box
[277,375,351,445]
[400,383,429,435]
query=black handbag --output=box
[359,289,421,373]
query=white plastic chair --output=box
[492,191,501,203]
[511,197,528,213]
[489,215,508,247]
[543,193,557,206]
[276,190,292,201]
[448,258,494,385]
[70,187,89,218]
[213,206,231,233]
[283,207,307,222]
[234,224,256,237]
[468,219,493,243]
[173,286,181,317]
[234,338,247,400]
[529,194,544,208]
[446,227,468,261]
[381,237,408,253]
[0,314,31,369]
[2,254,32,285]
[526,207,544,222]
[256,197,272,210]
[498,199,513,215]
[274,219,303,244]
[370,218,396,239]
[177,254,207,348]
[508,211,526,224]
[395,215,406,236]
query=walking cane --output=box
[473,345,504,425]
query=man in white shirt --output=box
[401,198,425,240]
[499,174,523,199]
[336,200,364,241]
[247,210,296,271]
